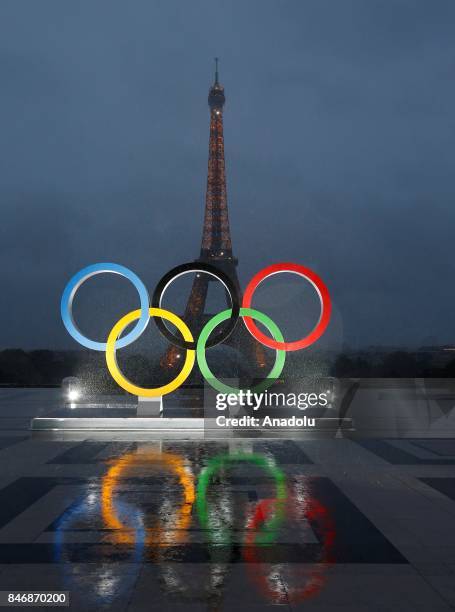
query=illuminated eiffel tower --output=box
[163,60,266,376]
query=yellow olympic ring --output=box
[106,307,195,397]
[101,450,195,546]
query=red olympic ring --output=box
[242,262,332,351]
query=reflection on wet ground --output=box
[0,390,455,610]
[51,445,341,608]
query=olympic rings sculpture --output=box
[61,261,331,397]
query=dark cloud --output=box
[1,0,454,348]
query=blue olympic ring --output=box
[60,263,150,351]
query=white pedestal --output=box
[137,396,163,417]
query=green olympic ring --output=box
[196,452,287,547]
[196,308,286,395]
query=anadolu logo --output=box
[61,261,331,396]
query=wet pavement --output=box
[0,389,454,610]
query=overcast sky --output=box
[1,0,455,350]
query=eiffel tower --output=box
[162,60,266,377]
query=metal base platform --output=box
[30,416,345,441]
[29,391,347,437]
[31,416,207,431]
[29,394,209,433]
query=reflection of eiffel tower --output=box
[163,60,266,376]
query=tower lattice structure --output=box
[163,60,266,374]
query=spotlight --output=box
[68,389,80,402]
[62,376,83,406]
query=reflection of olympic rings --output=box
[55,497,145,557]
[196,308,285,394]
[101,450,195,547]
[54,497,145,605]
[242,262,331,351]
[196,453,287,546]
[152,262,240,350]
[61,261,331,396]
[243,480,335,604]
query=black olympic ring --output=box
[151,262,240,350]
